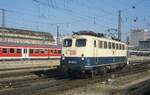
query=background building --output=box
[0,27,55,45]
[129,29,149,47]
[139,39,150,50]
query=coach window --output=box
[29,49,34,54]
[10,48,14,54]
[17,49,22,53]
[98,41,102,48]
[108,42,111,49]
[41,49,45,54]
[51,50,54,54]
[45,49,48,54]
[58,50,61,54]
[35,49,39,53]
[2,48,7,54]
[76,39,86,47]
[112,43,115,49]
[63,39,72,47]
[104,41,107,48]
[54,50,57,54]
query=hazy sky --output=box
[0,0,149,40]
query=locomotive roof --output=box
[73,31,105,37]
[73,30,121,42]
[0,42,62,48]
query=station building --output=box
[0,27,55,45]
[139,39,150,50]
[129,29,148,47]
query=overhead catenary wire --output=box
[0,0,119,32]
[32,0,116,29]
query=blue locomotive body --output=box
[61,56,127,72]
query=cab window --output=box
[76,39,86,47]
[63,39,72,47]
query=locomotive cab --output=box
[61,36,90,74]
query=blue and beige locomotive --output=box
[60,31,127,77]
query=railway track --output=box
[0,68,64,90]
[36,63,150,95]
[0,62,149,95]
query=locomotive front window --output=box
[63,39,72,47]
[76,39,86,47]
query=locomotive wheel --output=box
[90,70,94,78]
[87,70,95,79]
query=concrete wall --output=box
[129,29,148,47]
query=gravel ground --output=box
[0,60,60,70]
[56,70,150,95]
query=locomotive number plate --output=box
[70,50,76,55]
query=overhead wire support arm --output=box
[118,10,121,41]
[0,8,6,27]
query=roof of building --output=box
[0,27,54,41]
[0,42,62,48]
[131,29,146,32]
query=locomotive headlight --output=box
[81,57,84,60]
[62,57,65,60]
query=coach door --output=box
[22,48,29,59]
[93,40,98,64]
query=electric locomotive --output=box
[60,31,127,77]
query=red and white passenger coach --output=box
[0,42,62,61]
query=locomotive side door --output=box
[22,48,29,59]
